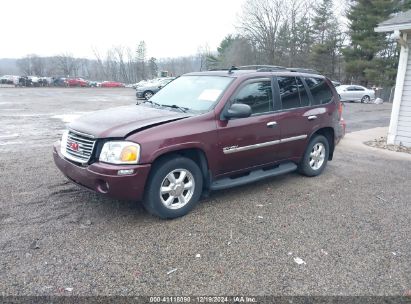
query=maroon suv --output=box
[53,66,345,219]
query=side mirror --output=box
[224,103,252,119]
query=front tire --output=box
[361,95,370,103]
[299,135,329,177]
[143,156,203,219]
[144,91,153,100]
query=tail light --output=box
[338,101,343,120]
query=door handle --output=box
[267,121,278,128]
[307,115,318,121]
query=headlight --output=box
[99,141,140,164]
[61,130,69,155]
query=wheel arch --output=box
[309,127,335,160]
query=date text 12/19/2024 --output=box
[149,296,257,303]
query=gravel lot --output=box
[0,88,409,296]
[341,101,392,133]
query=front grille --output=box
[64,130,96,164]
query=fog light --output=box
[118,169,134,176]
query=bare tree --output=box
[17,56,33,75]
[53,53,79,77]
[238,0,284,64]
[16,54,45,75]
[114,46,130,83]
[92,47,109,80]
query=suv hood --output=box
[68,105,191,138]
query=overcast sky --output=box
[1,0,246,59]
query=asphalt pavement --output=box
[0,88,409,296]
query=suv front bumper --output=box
[53,141,151,201]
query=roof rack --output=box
[208,65,320,75]
[238,65,319,74]
[237,65,286,71]
[286,68,320,74]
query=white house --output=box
[375,10,411,147]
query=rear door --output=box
[275,75,334,160]
[216,78,283,175]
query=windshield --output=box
[150,75,234,113]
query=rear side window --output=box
[232,80,273,114]
[304,77,333,105]
[277,76,301,109]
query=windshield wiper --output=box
[141,100,189,113]
[160,104,189,113]
[142,100,162,107]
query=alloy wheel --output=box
[159,169,195,210]
[309,143,326,170]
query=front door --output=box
[216,78,283,175]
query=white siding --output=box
[395,39,411,147]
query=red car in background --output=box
[101,81,125,88]
[66,78,89,87]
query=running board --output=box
[210,162,297,191]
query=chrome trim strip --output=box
[223,135,307,154]
[280,134,307,143]
[69,128,96,139]
[223,139,280,154]
[62,148,93,164]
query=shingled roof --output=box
[375,9,411,32]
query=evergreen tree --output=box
[217,35,236,57]
[276,21,291,66]
[343,0,408,86]
[214,35,256,68]
[148,57,158,79]
[310,0,342,79]
[294,18,314,68]
[136,41,147,80]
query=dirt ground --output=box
[0,88,409,296]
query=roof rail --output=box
[286,68,320,74]
[237,65,286,71]
[237,65,320,74]
[208,65,321,75]
[208,68,230,71]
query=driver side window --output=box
[232,80,273,115]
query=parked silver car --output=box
[336,85,375,103]
[136,77,175,100]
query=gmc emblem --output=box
[70,142,79,151]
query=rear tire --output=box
[299,135,329,177]
[143,156,203,219]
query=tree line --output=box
[207,0,411,86]
[15,41,206,83]
[9,0,411,86]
